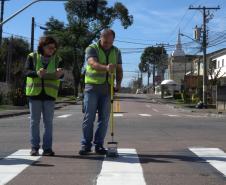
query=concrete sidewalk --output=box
[0,97,78,119]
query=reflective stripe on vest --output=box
[25,52,60,99]
[85,43,117,85]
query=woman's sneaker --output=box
[30,148,39,156]
[42,149,55,156]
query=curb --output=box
[0,102,76,119]
[146,95,226,117]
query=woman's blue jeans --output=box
[29,99,55,150]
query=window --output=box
[222,59,225,67]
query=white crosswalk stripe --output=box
[0,149,41,185]
[96,148,146,185]
[189,147,226,177]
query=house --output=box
[208,48,226,85]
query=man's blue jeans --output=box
[29,99,55,150]
[81,89,111,148]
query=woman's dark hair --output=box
[37,36,58,55]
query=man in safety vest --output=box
[79,29,123,155]
[25,36,64,156]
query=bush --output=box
[192,94,200,104]
[181,92,191,103]
[0,93,3,105]
[11,88,27,106]
[174,92,182,99]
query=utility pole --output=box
[0,0,5,47]
[6,36,12,82]
[189,5,220,108]
[147,64,151,89]
[152,60,155,92]
[0,0,9,47]
[31,17,35,52]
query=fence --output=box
[216,85,226,111]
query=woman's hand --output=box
[56,68,64,78]
[37,68,46,78]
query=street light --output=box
[0,0,67,27]
[180,33,202,46]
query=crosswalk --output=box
[1,147,226,185]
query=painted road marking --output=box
[57,114,72,118]
[0,149,41,185]
[114,113,123,117]
[114,101,121,113]
[145,104,151,108]
[163,114,180,117]
[185,115,207,118]
[96,148,146,185]
[152,108,159,112]
[189,147,226,177]
[139,114,152,117]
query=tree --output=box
[139,46,167,90]
[44,0,133,97]
[208,64,226,104]
[0,37,30,85]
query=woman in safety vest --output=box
[25,36,64,156]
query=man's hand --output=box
[106,64,115,73]
[37,68,46,78]
[56,68,64,78]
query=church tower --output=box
[168,30,188,86]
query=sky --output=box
[2,0,226,86]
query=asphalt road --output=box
[1,94,226,185]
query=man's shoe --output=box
[42,149,55,156]
[95,145,107,155]
[30,148,39,156]
[79,146,92,155]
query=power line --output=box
[167,0,202,42]
[3,31,39,41]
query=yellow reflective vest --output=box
[26,52,60,99]
[85,43,118,85]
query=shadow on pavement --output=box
[0,158,37,165]
[53,154,104,161]
[138,154,205,164]
[32,161,55,167]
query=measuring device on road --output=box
[106,73,118,158]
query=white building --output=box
[208,48,226,85]
[213,54,226,76]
